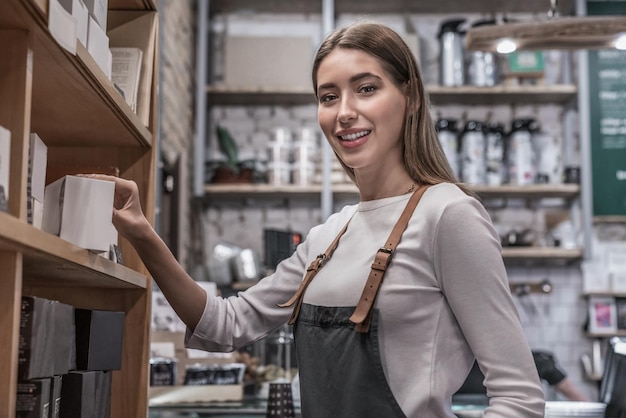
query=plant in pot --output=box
[211,125,254,184]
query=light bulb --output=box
[615,34,626,50]
[496,39,517,54]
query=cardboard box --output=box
[151,331,237,386]
[58,0,89,47]
[52,302,76,375]
[59,372,95,418]
[224,35,314,90]
[107,11,157,126]
[42,175,116,252]
[74,308,124,371]
[59,371,111,418]
[0,125,10,212]
[87,16,110,78]
[94,371,112,418]
[49,375,62,418]
[19,296,55,380]
[82,0,107,29]
[16,378,51,418]
[28,133,47,227]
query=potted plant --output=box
[211,125,254,183]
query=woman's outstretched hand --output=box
[78,174,151,242]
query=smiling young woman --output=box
[90,21,545,418]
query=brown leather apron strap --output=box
[350,186,429,333]
[277,218,352,325]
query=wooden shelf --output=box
[501,247,583,261]
[207,86,316,106]
[209,0,574,14]
[0,0,157,416]
[206,84,577,107]
[1,0,153,148]
[428,84,577,106]
[472,184,580,199]
[0,212,148,289]
[204,183,358,197]
[586,331,626,338]
[205,183,580,199]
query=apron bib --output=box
[278,186,429,418]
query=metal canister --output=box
[460,120,486,185]
[485,122,505,186]
[436,118,460,178]
[506,118,538,185]
[467,19,499,86]
[438,18,466,86]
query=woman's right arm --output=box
[85,174,207,331]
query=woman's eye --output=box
[320,94,337,103]
[359,85,377,94]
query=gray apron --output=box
[278,187,428,418]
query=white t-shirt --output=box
[187,183,545,417]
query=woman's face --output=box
[316,47,407,177]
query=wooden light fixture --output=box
[466,15,626,52]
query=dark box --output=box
[19,296,55,379]
[59,371,111,418]
[49,375,62,418]
[16,378,51,418]
[74,308,124,370]
[52,302,76,375]
[60,372,95,418]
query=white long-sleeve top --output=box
[186,183,545,417]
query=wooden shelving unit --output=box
[204,183,580,199]
[0,0,158,416]
[206,84,578,107]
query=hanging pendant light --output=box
[465,0,626,52]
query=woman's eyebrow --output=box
[317,72,382,92]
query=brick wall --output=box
[159,0,195,269]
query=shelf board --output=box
[205,183,580,199]
[428,84,578,106]
[586,331,626,338]
[206,84,577,106]
[471,184,580,199]
[207,86,317,106]
[583,292,626,298]
[0,212,147,289]
[501,247,583,261]
[204,183,359,197]
[1,0,153,148]
[209,0,574,14]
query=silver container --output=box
[438,19,466,87]
[507,118,538,185]
[460,120,486,185]
[436,118,460,178]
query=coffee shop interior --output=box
[2,0,626,416]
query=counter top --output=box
[148,396,486,417]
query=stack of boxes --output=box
[59,0,111,79]
[17,296,124,418]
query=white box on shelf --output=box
[224,35,313,90]
[42,175,115,252]
[28,133,47,227]
[0,125,10,211]
[48,0,77,55]
[87,15,110,77]
[82,0,107,30]
[588,296,618,334]
[58,0,89,47]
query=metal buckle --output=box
[378,247,393,254]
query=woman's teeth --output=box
[340,130,370,141]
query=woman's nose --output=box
[337,97,357,124]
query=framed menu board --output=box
[587,1,626,218]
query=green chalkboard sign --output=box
[588,1,626,217]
